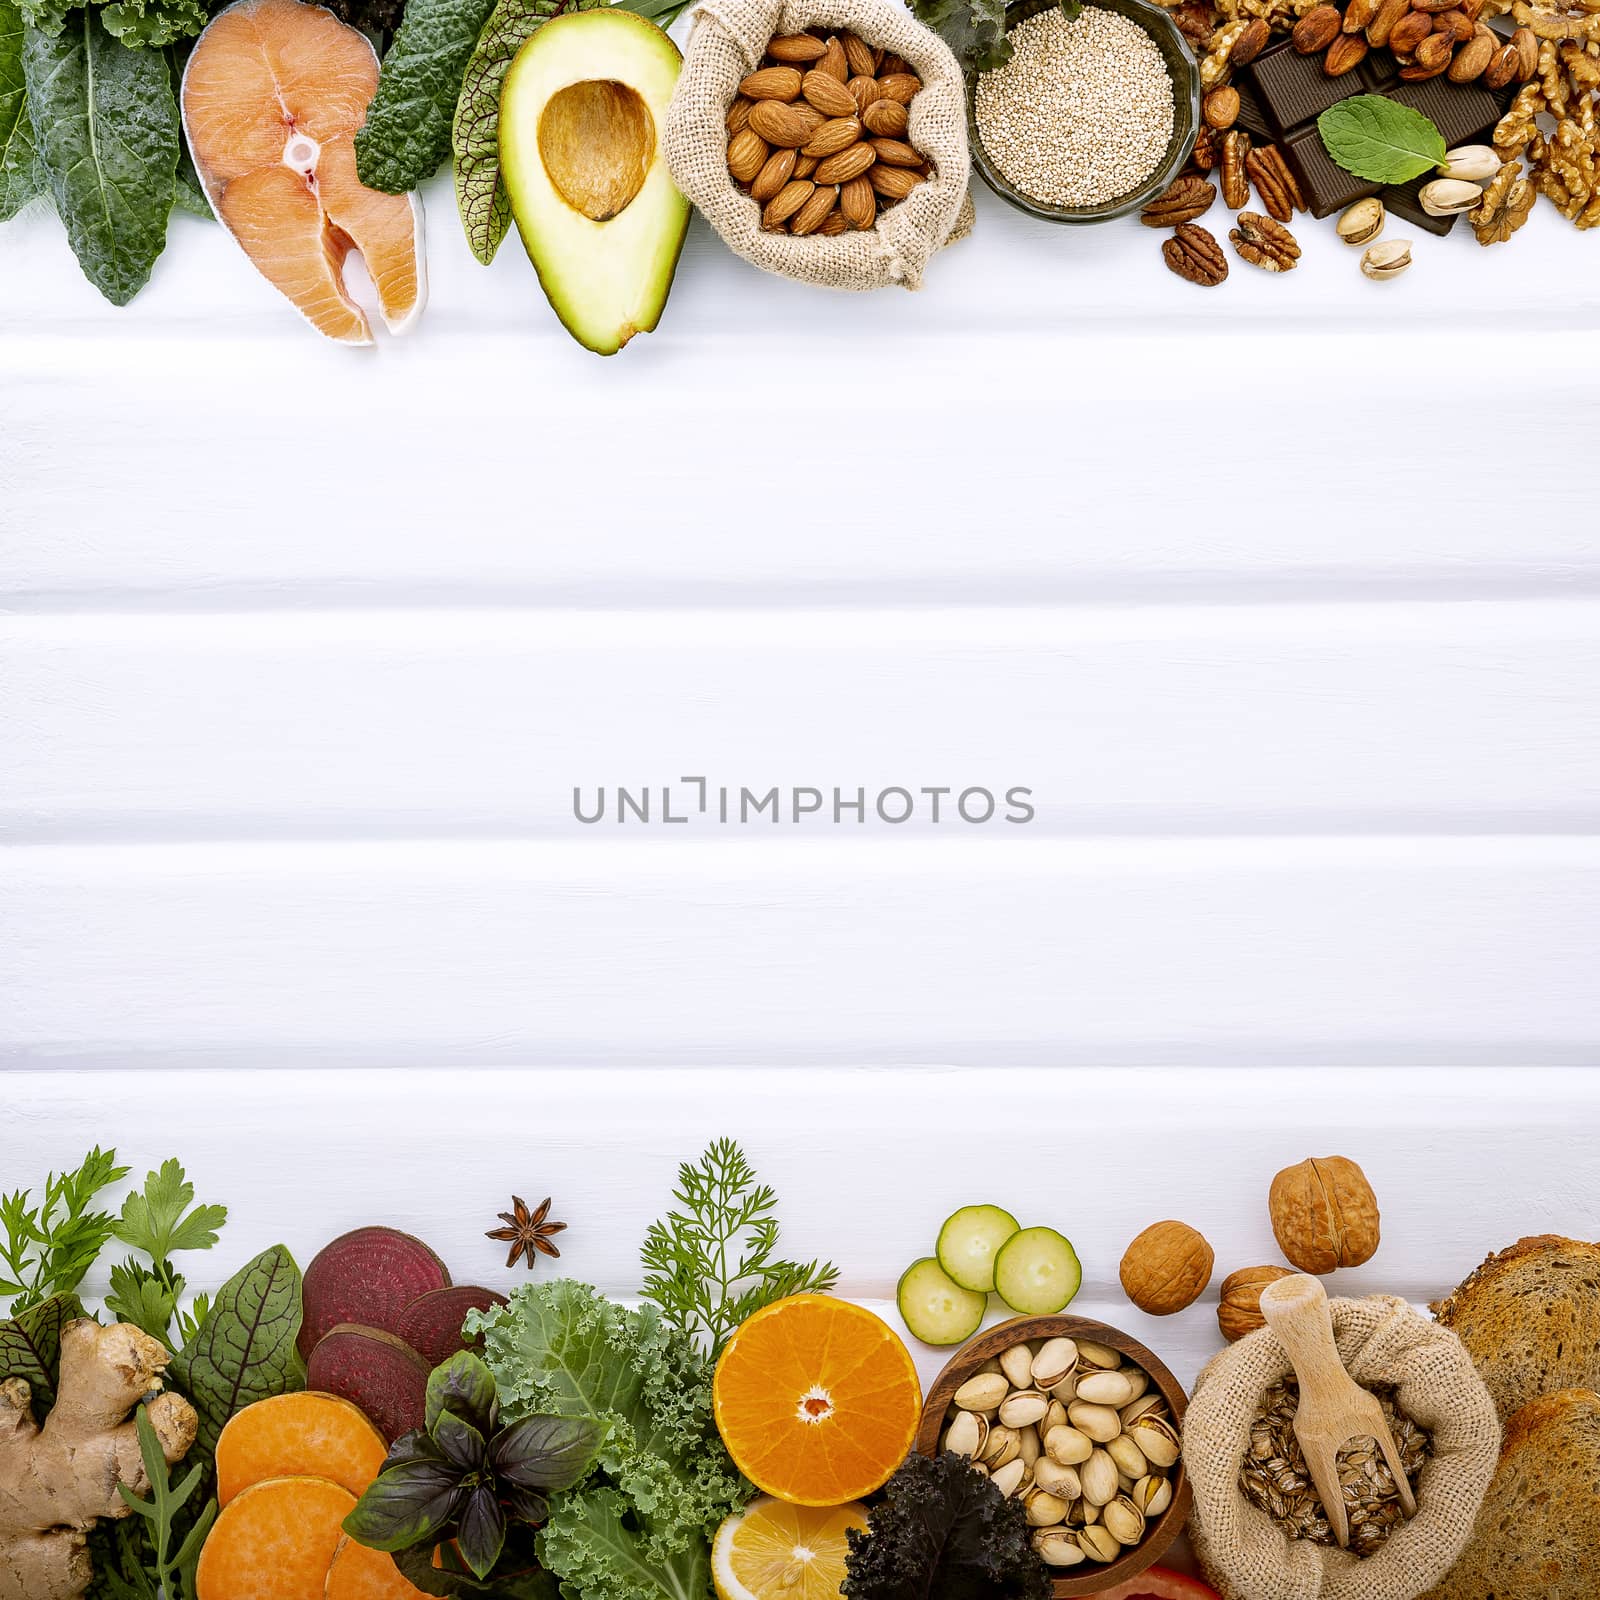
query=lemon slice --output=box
[712,1496,868,1600]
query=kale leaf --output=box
[843,1452,1052,1600]
[910,0,1011,73]
[0,0,44,220]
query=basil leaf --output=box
[344,1459,467,1549]
[170,1244,305,1478]
[451,0,603,265]
[426,1349,497,1436]
[0,1293,83,1407]
[21,9,177,303]
[355,0,497,193]
[455,1485,505,1581]
[0,0,43,220]
[433,1407,488,1473]
[1318,93,1446,185]
[490,1413,599,1491]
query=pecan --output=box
[1191,124,1222,172]
[1293,3,1342,48]
[1162,222,1230,284]
[1324,32,1371,71]
[1231,17,1272,62]
[1173,0,1220,47]
[1245,143,1306,219]
[1221,128,1253,208]
[1230,211,1303,268]
[1141,173,1219,225]
[1205,86,1242,127]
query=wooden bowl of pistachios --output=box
[914,1315,1191,1597]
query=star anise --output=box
[487,1196,567,1271]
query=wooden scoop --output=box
[1259,1273,1418,1550]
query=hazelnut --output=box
[1217,1265,1294,1341]
[1268,1155,1382,1273]
[1120,1220,1215,1316]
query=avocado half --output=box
[500,9,691,355]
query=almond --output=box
[868,163,921,200]
[793,154,818,177]
[840,174,876,228]
[1230,17,1270,62]
[819,35,848,81]
[1388,11,1432,52]
[740,65,801,100]
[876,72,922,104]
[749,146,797,202]
[1447,30,1493,76]
[840,32,876,77]
[1512,24,1537,76]
[1343,0,1378,28]
[802,67,858,117]
[1292,4,1341,49]
[813,142,877,184]
[727,128,769,184]
[762,178,814,229]
[726,96,753,134]
[1410,0,1458,13]
[818,210,849,235]
[747,99,819,147]
[1483,38,1520,86]
[867,136,921,168]
[1432,10,1473,40]
[848,74,883,112]
[767,32,827,62]
[1366,0,1410,45]
[1413,29,1453,67]
[1324,32,1369,71]
[789,182,839,235]
[801,115,862,157]
[862,97,908,136]
[881,52,911,74]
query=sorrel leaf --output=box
[0,0,44,220]
[1318,94,1446,184]
[0,1293,84,1407]
[21,9,178,303]
[356,0,498,194]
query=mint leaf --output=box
[356,0,498,194]
[0,0,43,220]
[1318,94,1445,185]
[452,0,604,265]
[912,0,1010,72]
[22,11,178,304]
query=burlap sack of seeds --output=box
[1188,1296,1499,1600]
[663,0,973,290]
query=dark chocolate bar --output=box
[1243,38,1512,235]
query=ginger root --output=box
[0,1320,199,1600]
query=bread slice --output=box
[1433,1235,1600,1420]
[1421,1388,1600,1600]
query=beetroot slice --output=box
[395,1286,509,1368]
[298,1226,450,1361]
[307,1324,431,1442]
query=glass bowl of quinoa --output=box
[968,0,1200,222]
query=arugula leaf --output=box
[911,0,1011,73]
[0,1293,84,1408]
[1318,94,1446,184]
[1,1147,130,1315]
[0,0,43,220]
[640,1138,838,1359]
[356,0,499,194]
[169,1244,305,1483]
[115,1407,218,1600]
[452,0,603,265]
[21,11,179,304]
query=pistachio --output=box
[1361,238,1413,280]
[954,1372,1010,1412]
[1128,1414,1183,1469]
[1042,1399,1068,1437]
[1067,1401,1123,1443]
[1076,1369,1141,1407]
[999,1391,1049,1429]
[1134,1473,1173,1516]
[1440,143,1499,181]
[987,1429,1022,1470]
[1106,1432,1149,1479]
[1047,1371,1078,1402]
[1420,178,1483,216]
[1018,1425,1042,1469]
[1336,196,1385,244]
[1031,1337,1078,1389]
[1081,1448,1120,1507]
[944,1410,985,1458]
[1033,1458,1082,1499]
[1025,1487,1072,1527]
[1120,1392,1165,1428]
[990,1458,1028,1499]
[1076,1339,1121,1369]
[1045,1424,1095,1466]
[1078,1523,1122,1562]
[999,1342,1036,1390]
[979,1422,1016,1467]
[1033,1529,1086,1568]
[1103,1495,1147,1546]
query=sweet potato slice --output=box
[196,1475,355,1600]
[307,1324,431,1442]
[394,1286,508,1367]
[325,1536,433,1599]
[299,1227,451,1360]
[215,1391,389,1506]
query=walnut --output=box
[1495,34,1599,225]
[1472,158,1539,239]
[1269,1155,1382,1273]
[1217,1265,1295,1341]
[1120,1220,1216,1315]
[1514,0,1600,42]
[1203,19,1249,87]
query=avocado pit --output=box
[538,79,654,221]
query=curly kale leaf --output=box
[843,1453,1051,1600]
[911,0,1011,72]
[18,0,206,47]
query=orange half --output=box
[713,1295,922,1506]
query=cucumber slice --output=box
[897,1258,987,1346]
[993,1227,1083,1316]
[937,1204,1020,1294]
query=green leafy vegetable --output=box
[468,1279,751,1600]
[843,1452,1051,1600]
[98,1407,218,1600]
[166,39,211,219]
[18,0,206,49]
[452,0,603,265]
[0,1147,129,1315]
[21,12,179,304]
[911,0,1011,72]
[0,1292,84,1409]
[169,1244,306,1485]
[0,0,43,220]
[105,1158,228,1346]
[1318,94,1446,184]
[640,1137,838,1360]
[356,0,499,194]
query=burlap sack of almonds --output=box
[1187,1295,1499,1600]
[663,0,974,290]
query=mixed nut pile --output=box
[1289,0,1539,87]
[725,31,931,235]
[940,1335,1183,1569]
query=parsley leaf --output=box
[639,1138,838,1359]
[106,1159,227,1344]
[0,1147,129,1316]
